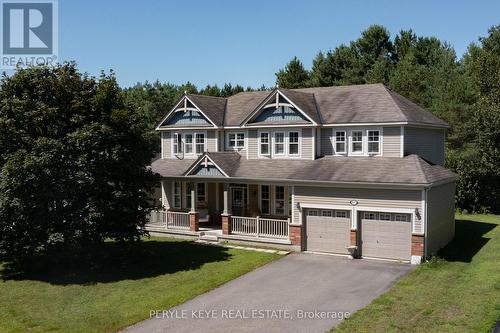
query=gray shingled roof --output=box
[151,153,456,186]
[186,94,226,127]
[157,83,449,128]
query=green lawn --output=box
[0,237,280,333]
[333,213,500,333]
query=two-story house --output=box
[148,83,456,264]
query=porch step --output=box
[198,231,220,243]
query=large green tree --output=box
[0,63,158,258]
[275,56,310,88]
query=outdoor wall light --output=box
[415,208,421,220]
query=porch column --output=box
[189,189,199,231]
[222,183,231,235]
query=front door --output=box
[231,187,246,216]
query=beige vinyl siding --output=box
[161,131,171,159]
[426,182,455,255]
[382,126,401,157]
[207,130,217,152]
[320,127,333,156]
[293,186,421,225]
[247,130,258,159]
[404,127,445,165]
[301,128,313,159]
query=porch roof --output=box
[150,152,456,187]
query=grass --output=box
[333,213,500,333]
[0,237,280,333]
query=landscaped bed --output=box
[333,213,500,333]
[0,237,280,332]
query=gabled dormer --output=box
[156,94,225,129]
[241,89,320,127]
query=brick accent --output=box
[189,212,199,232]
[350,229,357,246]
[411,234,425,256]
[222,214,231,235]
[289,224,302,247]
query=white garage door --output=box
[305,209,351,254]
[360,212,412,261]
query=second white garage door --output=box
[360,212,412,261]
[305,211,351,254]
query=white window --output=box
[228,132,245,149]
[351,130,363,153]
[394,214,409,222]
[274,132,285,155]
[195,133,205,154]
[259,132,270,155]
[335,131,346,154]
[196,183,206,204]
[173,181,182,208]
[288,131,299,155]
[184,133,193,154]
[321,210,333,217]
[308,209,319,216]
[275,185,285,215]
[368,130,380,154]
[335,210,348,218]
[260,185,270,215]
[173,133,182,155]
[364,212,378,220]
[379,213,391,221]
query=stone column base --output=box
[289,224,302,248]
[411,234,424,264]
[222,214,231,235]
[189,212,199,232]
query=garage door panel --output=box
[306,216,350,254]
[361,219,411,261]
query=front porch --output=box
[146,181,296,247]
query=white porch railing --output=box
[146,210,190,230]
[231,216,289,240]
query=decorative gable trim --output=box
[184,154,229,177]
[241,89,318,127]
[156,95,218,130]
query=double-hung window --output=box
[259,132,270,155]
[288,131,299,155]
[195,133,205,154]
[228,132,245,149]
[184,134,193,154]
[173,181,182,208]
[173,133,182,155]
[185,182,194,208]
[335,131,346,154]
[274,132,285,155]
[274,186,285,215]
[367,130,380,154]
[351,130,363,153]
[260,185,270,215]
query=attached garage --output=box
[305,209,351,254]
[360,211,412,261]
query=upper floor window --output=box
[184,134,193,154]
[195,133,205,154]
[259,132,270,155]
[228,132,245,149]
[335,131,346,154]
[173,133,182,155]
[367,130,380,154]
[351,130,363,153]
[274,132,285,155]
[289,132,299,155]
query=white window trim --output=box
[273,131,286,156]
[258,184,271,215]
[333,130,347,155]
[349,130,364,155]
[171,131,207,157]
[226,132,246,150]
[367,129,381,155]
[258,131,271,157]
[288,130,300,156]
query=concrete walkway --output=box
[123,253,413,333]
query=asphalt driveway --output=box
[123,253,413,333]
